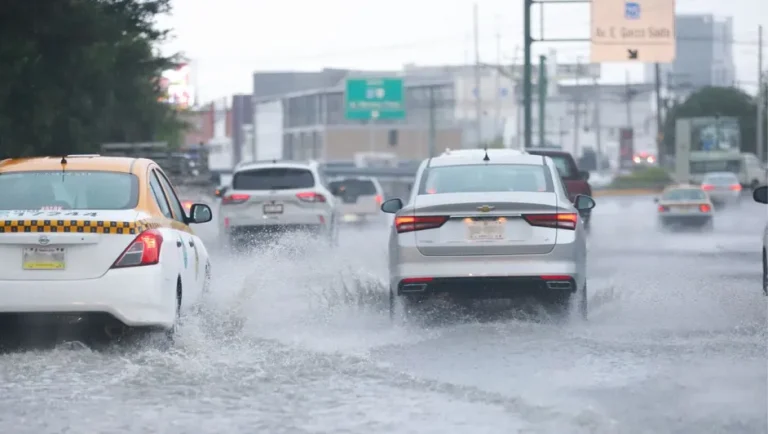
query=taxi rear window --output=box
[0,171,139,210]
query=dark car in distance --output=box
[526,149,593,229]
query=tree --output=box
[0,0,184,158]
[662,86,765,156]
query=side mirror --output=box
[579,170,590,181]
[189,204,213,224]
[653,197,659,203]
[753,185,768,204]
[381,198,404,214]
[574,194,596,211]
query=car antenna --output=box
[60,156,67,179]
[483,144,490,162]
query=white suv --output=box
[218,160,338,246]
[328,176,385,224]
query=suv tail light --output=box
[395,215,448,233]
[111,230,163,268]
[730,184,742,191]
[222,194,250,205]
[296,191,326,203]
[523,213,578,230]
[375,194,383,205]
[701,184,714,191]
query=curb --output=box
[592,188,661,197]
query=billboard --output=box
[159,63,194,109]
[590,0,676,63]
[687,116,741,153]
[618,127,635,169]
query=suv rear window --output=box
[232,167,315,190]
[0,171,139,210]
[419,164,554,194]
[328,179,377,196]
[528,152,577,179]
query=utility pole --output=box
[523,0,590,149]
[573,57,582,157]
[495,17,502,140]
[592,76,603,173]
[538,55,547,148]
[428,86,436,158]
[624,70,633,128]
[473,2,483,147]
[758,25,764,162]
[654,63,664,159]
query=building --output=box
[645,14,736,92]
[251,75,462,161]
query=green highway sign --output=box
[344,77,405,120]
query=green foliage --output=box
[608,166,672,189]
[662,86,764,156]
[0,0,185,158]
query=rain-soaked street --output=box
[0,195,765,434]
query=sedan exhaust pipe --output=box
[400,283,428,293]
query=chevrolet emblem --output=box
[477,205,494,212]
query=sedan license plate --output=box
[23,247,66,270]
[263,203,283,214]
[673,206,693,213]
[467,220,505,241]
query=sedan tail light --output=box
[395,215,448,233]
[730,184,742,191]
[112,230,163,268]
[222,194,250,205]
[699,204,711,212]
[296,191,326,203]
[522,213,578,230]
[701,184,715,191]
[658,205,669,212]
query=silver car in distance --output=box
[380,151,596,320]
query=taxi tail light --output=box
[222,194,250,205]
[699,204,712,213]
[111,230,163,268]
[730,184,742,191]
[523,213,577,230]
[296,191,326,203]
[395,215,448,233]
[701,184,715,191]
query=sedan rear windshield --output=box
[662,189,707,201]
[703,174,739,185]
[419,164,554,194]
[328,179,377,196]
[232,168,315,190]
[0,171,139,210]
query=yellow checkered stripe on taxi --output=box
[0,219,153,235]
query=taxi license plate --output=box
[263,204,283,214]
[467,220,505,240]
[23,247,66,270]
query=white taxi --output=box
[0,155,213,343]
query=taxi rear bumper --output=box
[0,266,176,329]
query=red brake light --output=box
[395,215,449,233]
[401,277,433,284]
[701,184,715,191]
[699,204,711,212]
[296,191,326,203]
[522,213,578,230]
[540,275,571,281]
[730,184,742,191]
[111,230,163,268]
[222,194,250,205]
[658,205,669,212]
[375,194,383,204]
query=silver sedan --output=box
[380,151,596,321]
[701,171,742,207]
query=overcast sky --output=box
[160,0,767,102]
